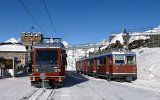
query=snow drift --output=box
[133,48,160,81]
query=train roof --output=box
[78,50,136,61]
[33,42,65,49]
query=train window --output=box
[62,54,67,65]
[97,59,100,66]
[88,60,91,66]
[103,57,106,65]
[97,57,106,66]
[100,58,103,65]
[114,55,124,64]
[36,50,58,66]
[110,56,113,65]
[126,56,135,64]
[88,59,93,66]
[80,62,83,69]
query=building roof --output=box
[0,44,26,52]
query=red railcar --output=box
[30,42,67,87]
[76,51,137,81]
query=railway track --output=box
[22,86,56,100]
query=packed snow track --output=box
[22,88,54,100]
[0,72,160,100]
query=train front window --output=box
[114,55,124,64]
[126,56,136,64]
[36,50,58,66]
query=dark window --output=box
[61,50,67,65]
[88,59,93,66]
[26,46,28,50]
[100,58,103,65]
[103,57,106,65]
[126,56,135,64]
[36,50,58,66]
[97,57,106,66]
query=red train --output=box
[76,51,137,81]
[30,41,67,87]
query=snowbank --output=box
[133,48,160,82]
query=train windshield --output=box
[114,55,125,64]
[36,50,58,66]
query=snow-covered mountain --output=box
[110,25,160,44]
[5,38,18,43]
[63,40,108,71]
[145,25,160,33]
[110,33,124,44]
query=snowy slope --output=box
[110,33,124,44]
[133,48,160,82]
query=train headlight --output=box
[34,68,38,72]
[54,68,58,72]
[58,69,61,72]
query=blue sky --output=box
[0,0,160,44]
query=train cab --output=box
[30,42,67,87]
[110,51,137,81]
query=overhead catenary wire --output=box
[43,0,58,37]
[19,0,48,37]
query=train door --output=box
[93,58,97,77]
[96,57,106,76]
[96,58,100,74]
[108,55,113,75]
[87,59,94,75]
[106,55,110,75]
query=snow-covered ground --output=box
[0,72,160,100]
[0,74,36,100]
[51,71,160,100]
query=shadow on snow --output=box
[63,71,89,87]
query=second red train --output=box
[76,50,137,81]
